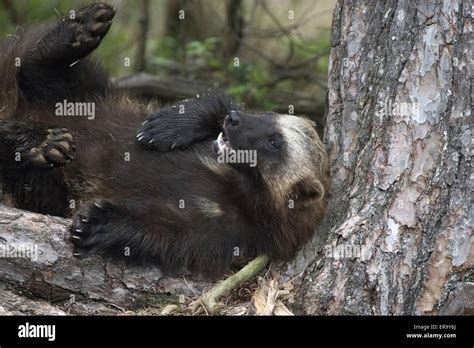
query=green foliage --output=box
[293,29,331,74]
[225,60,269,106]
[0,0,332,111]
[151,36,179,60]
[16,0,77,18]
[95,29,134,76]
[150,31,331,109]
[0,0,77,33]
[0,0,135,76]
[151,38,276,106]
[187,40,210,58]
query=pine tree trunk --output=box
[290,0,473,315]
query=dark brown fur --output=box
[0,3,329,279]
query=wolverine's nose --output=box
[227,110,241,127]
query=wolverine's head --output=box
[213,110,329,210]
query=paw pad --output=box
[26,128,75,168]
[70,3,116,50]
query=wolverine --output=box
[0,3,329,279]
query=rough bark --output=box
[0,204,207,313]
[0,288,67,315]
[287,0,473,315]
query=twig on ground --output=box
[190,255,270,314]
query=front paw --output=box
[136,114,198,151]
[70,199,115,259]
[24,128,76,168]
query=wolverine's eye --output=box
[268,133,283,149]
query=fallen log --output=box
[114,72,215,101]
[0,204,207,311]
[114,72,326,118]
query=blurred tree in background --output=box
[0,0,335,125]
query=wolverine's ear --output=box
[293,178,325,207]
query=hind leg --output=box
[0,120,76,215]
[18,3,116,103]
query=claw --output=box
[84,37,95,45]
[61,133,74,141]
[29,152,50,167]
[57,141,71,152]
[46,148,64,162]
[94,8,115,21]
[90,22,104,33]
[94,201,105,210]
[94,9,107,20]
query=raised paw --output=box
[25,128,76,168]
[69,3,115,53]
[137,113,199,151]
[70,199,116,259]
